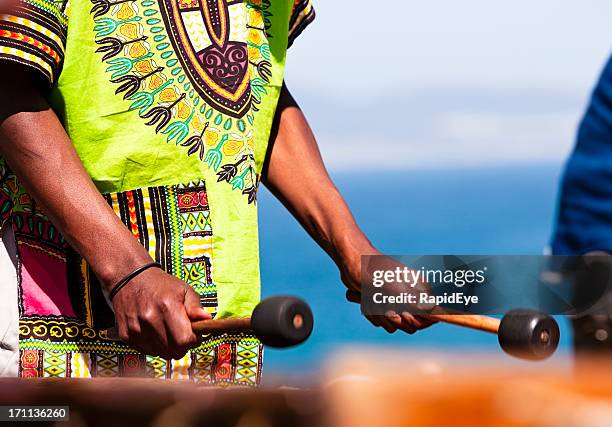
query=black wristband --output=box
[109,262,162,301]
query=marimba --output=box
[1,353,611,427]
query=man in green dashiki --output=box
[0,0,432,382]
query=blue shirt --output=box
[553,54,612,255]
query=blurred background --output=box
[258,0,612,378]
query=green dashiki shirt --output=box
[0,0,314,383]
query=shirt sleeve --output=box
[0,62,49,122]
[0,0,69,86]
[287,0,315,48]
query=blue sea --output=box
[257,164,571,376]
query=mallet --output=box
[191,295,313,348]
[102,295,314,348]
[422,308,560,360]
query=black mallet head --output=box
[498,309,560,360]
[251,296,314,348]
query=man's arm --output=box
[0,65,210,359]
[262,83,432,334]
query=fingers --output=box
[182,289,210,347]
[365,314,398,333]
[156,287,209,359]
[117,312,170,358]
[386,311,417,334]
[116,312,130,343]
[121,304,197,360]
[184,287,212,321]
[115,305,160,355]
[413,314,438,328]
[381,311,438,334]
[351,291,400,333]
[365,311,436,335]
[348,289,435,335]
[379,316,399,333]
[346,290,360,304]
[113,280,203,359]
[163,302,199,359]
[136,307,172,358]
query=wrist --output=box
[331,227,378,267]
[93,248,154,291]
[108,261,162,301]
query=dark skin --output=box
[0,73,432,359]
[264,83,434,333]
[0,74,211,361]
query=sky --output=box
[283,1,612,170]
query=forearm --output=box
[262,83,376,265]
[0,108,152,289]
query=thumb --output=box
[184,288,212,321]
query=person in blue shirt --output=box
[552,53,612,354]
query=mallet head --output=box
[251,296,314,348]
[498,309,560,360]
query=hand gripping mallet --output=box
[102,296,314,348]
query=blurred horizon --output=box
[284,0,612,171]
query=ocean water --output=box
[257,164,571,376]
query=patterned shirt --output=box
[0,0,314,383]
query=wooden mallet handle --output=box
[190,317,252,333]
[101,318,253,341]
[104,312,500,338]
[423,307,500,334]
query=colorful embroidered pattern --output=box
[0,0,314,385]
[0,167,263,384]
[1,1,315,204]
[102,180,218,309]
[90,0,271,202]
[158,0,252,117]
[288,0,315,47]
[0,0,69,83]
